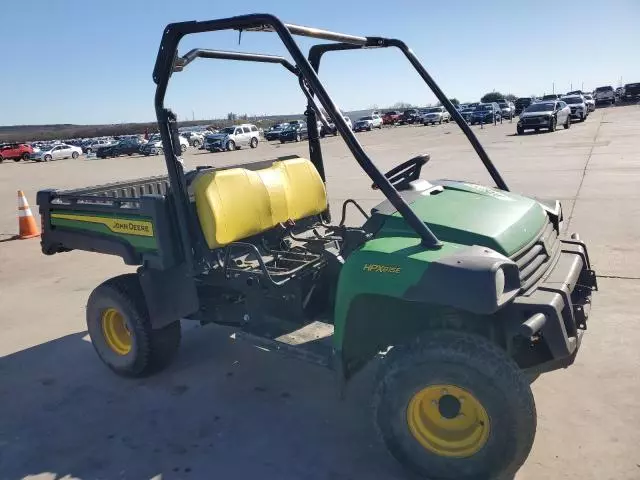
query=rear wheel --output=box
[0,155,3,163]
[86,274,181,377]
[180,143,187,153]
[86,148,92,154]
[156,147,164,156]
[295,134,301,142]
[374,331,536,480]
[250,137,258,148]
[192,139,201,149]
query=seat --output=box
[192,157,327,249]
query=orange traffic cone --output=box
[17,190,40,239]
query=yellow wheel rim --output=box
[407,384,490,458]
[101,308,132,355]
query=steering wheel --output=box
[372,154,430,191]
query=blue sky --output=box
[3,0,639,125]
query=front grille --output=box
[523,117,543,124]
[511,219,560,291]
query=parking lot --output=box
[1,105,639,479]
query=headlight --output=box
[495,268,505,297]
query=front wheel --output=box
[564,115,571,129]
[250,137,258,148]
[192,139,201,149]
[549,117,557,132]
[517,126,524,135]
[295,134,301,142]
[86,274,181,377]
[44,154,52,162]
[580,113,585,122]
[72,152,79,159]
[374,331,536,480]
[180,143,187,153]
[227,140,236,151]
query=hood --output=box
[520,110,552,118]
[372,180,547,256]
[206,134,227,140]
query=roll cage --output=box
[152,13,510,273]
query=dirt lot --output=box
[1,106,639,480]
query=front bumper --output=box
[595,96,614,103]
[470,115,494,123]
[569,109,585,119]
[506,236,597,374]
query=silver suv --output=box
[204,124,260,152]
[594,86,615,105]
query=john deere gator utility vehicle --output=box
[37,14,598,480]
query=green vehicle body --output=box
[38,175,566,380]
[334,181,547,375]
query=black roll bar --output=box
[177,48,298,75]
[153,14,513,269]
[308,40,510,192]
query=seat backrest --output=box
[192,157,327,249]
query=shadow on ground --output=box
[0,325,409,480]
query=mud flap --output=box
[138,264,199,329]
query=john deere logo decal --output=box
[111,220,152,235]
[51,213,154,237]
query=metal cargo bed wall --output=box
[59,175,171,199]
[37,177,179,271]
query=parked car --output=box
[420,106,451,125]
[582,94,595,112]
[514,97,535,115]
[320,116,353,136]
[279,123,308,143]
[398,108,420,125]
[469,103,501,125]
[203,124,260,151]
[0,143,34,162]
[382,111,402,125]
[541,94,562,101]
[142,133,189,155]
[497,101,515,119]
[97,138,145,158]
[594,86,615,105]
[517,100,571,134]
[561,95,588,122]
[182,131,205,148]
[459,106,476,122]
[622,82,640,102]
[353,114,383,131]
[82,139,114,154]
[264,123,289,141]
[31,143,82,162]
